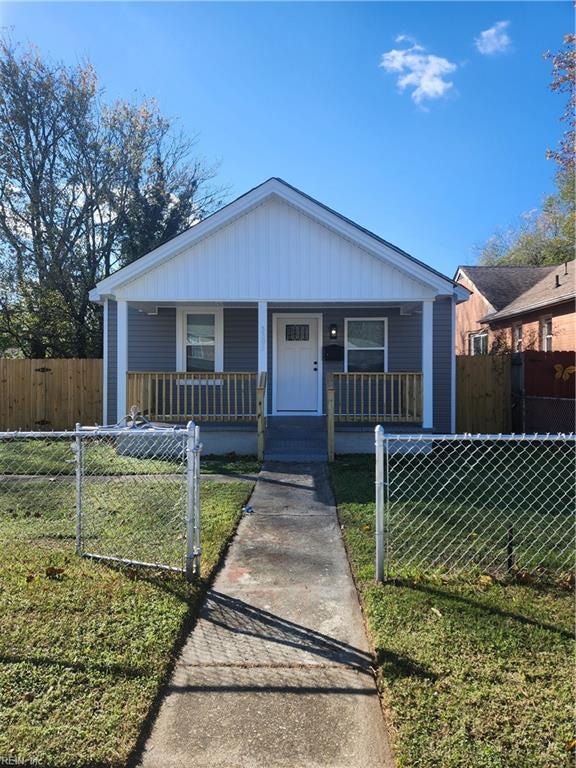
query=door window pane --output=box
[285,324,309,341]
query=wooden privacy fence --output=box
[0,359,102,430]
[456,356,511,433]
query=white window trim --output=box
[512,322,523,353]
[176,306,224,373]
[344,317,388,372]
[540,316,553,352]
[469,331,488,356]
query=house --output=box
[89,178,469,457]
[455,262,576,355]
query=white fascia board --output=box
[454,284,471,303]
[90,177,458,301]
[111,295,439,305]
[89,290,116,304]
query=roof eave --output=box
[484,293,576,323]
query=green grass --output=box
[0,480,253,767]
[331,455,575,768]
[335,448,574,579]
[200,454,261,475]
[0,438,260,477]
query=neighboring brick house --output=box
[454,261,575,355]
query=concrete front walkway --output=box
[139,463,394,768]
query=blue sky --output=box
[1,1,571,278]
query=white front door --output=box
[275,316,320,413]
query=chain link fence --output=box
[521,396,575,434]
[0,423,201,580]
[375,430,575,582]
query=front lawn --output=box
[0,437,260,477]
[331,456,574,768]
[0,479,253,767]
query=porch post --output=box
[258,301,268,375]
[422,299,434,430]
[116,299,128,422]
[102,298,108,425]
[450,296,456,433]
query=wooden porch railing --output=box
[127,371,267,460]
[326,372,423,461]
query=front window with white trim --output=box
[345,318,387,372]
[177,308,223,372]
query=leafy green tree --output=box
[478,35,575,267]
[544,34,575,186]
[0,40,221,357]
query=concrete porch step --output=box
[265,416,328,462]
[265,451,328,462]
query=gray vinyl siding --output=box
[224,308,258,371]
[107,306,256,422]
[433,297,453,433]
[104,301,454,429]
[106,305,175,424]
[107,300,117,424]
[127,308,176,371]
[266,307,422,414]
[126,307,255,373]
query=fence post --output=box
[256,373,266,462]
[375,424,385,582]
[185,421,201,581]
[193,424,202,574]
[74,422,83,555]
[327,374,335,462]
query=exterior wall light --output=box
[329,324,338,339]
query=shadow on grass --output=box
[375,648,438,682]
[0,653,146,679]
[393,579,574,640]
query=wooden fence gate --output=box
[0,359,102,430]
[456,356,511,433]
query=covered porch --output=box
[109,299,437,460]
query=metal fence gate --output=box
[0,422,202,581]
[375,428,575,582]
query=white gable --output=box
[111,197,437,302]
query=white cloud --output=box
[379,40,457,106]
[395,34,420,47]
[475,21,511,55]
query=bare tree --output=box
[0,40,222,357]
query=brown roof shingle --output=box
[485,260,575,321]
[457,265,555,313]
